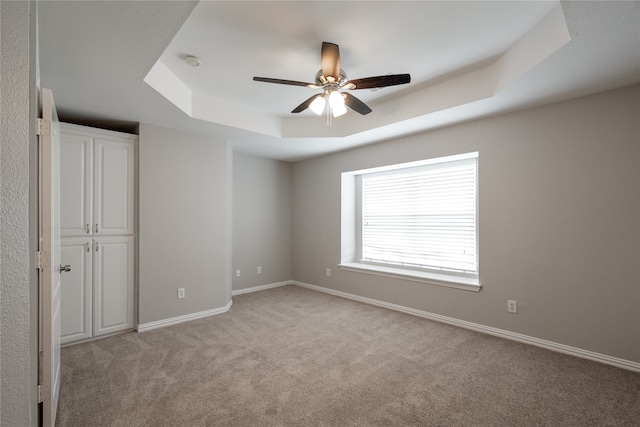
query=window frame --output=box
[340,152,481,292]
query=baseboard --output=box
[137,281,291,333]
[134,281,640,372]
[232,280,291,296]
[292,281,640,373]
[61,328,135,348]
[137,300,233,332]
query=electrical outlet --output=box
[257,266,262,274]
[507,300,517,313]
[326,268,331,277]
[236,269,241,277]
[177,288,185,299]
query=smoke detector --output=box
[184,55,201,67]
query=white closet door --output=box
[60,132,93,237]
[60,238,92,345]
[93,138,134,236]
[93,236,134,336]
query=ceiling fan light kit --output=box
[309,95,326,115]
[253,42,411,123]
[329,91,347,117]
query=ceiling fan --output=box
[253,42,411,118]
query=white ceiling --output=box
[38,1,640,162]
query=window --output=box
[340,152,479,291]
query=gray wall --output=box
[0,1,39,425]
[232,153,292,291]
[292,85,640,363]
[138,123,232,324]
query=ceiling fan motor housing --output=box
[315,69,348,86]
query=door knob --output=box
[59,264,71,273]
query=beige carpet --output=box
[56,285,640,426]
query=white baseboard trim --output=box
[232,280,291,296]
[292,281,640,373]
[137,300,233,333]
[138,281,292,333]
[61,328,134,348]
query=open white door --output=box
[38,88,62,427]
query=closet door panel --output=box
[93,237,134,336]
[60,133,93,237]
[94,138,134,236]
[60,238,92,345]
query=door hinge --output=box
[37,384,51,403]
[36,118,51,136]
[35,251,50,270]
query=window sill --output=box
[338,263,481,292]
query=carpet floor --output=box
[56,285,640,426]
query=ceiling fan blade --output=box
[321,42,341,81]
[291,95,319,113]
[253,77,317,88]
[344,93,372,115]
[347,74,411,90]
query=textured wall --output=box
[0,1,38,425]
[292,85,640,363]
[138,123,232,324]
[232,153,293,291]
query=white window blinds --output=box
[360,155,478,278]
